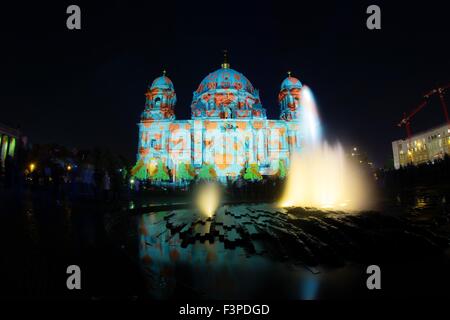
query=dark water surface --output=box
[1,185,450,299]
[108,187,450,299]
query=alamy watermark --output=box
[366,5,381,30]
[366,265,381,290]
[65,5,381,31]
[66,5,81,30]
[66,265,81,290]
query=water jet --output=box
[279,86,373,211]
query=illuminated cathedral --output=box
[135,55,304,183]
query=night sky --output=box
[1,1,449,167]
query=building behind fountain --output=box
[392,123,450,169]
[136,56,304,182]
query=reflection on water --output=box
[414,197,427,210]
[299,275,320,300]
[129,186,450,299]
[386,187,450,220]
[140,212,292,298]
[136,211,365,299]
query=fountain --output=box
[194,182,221,218]
[133,78,449,300]
[279,86,373,211]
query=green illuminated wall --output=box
[0,135,9,166]
[8,137,16,157]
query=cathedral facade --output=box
[136,59,304,182]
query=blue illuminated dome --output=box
[281,76,302,90]
[196,67,255,95]
[278,73,302,121]
[150,75,174,90]
[142,72,177,121]
[190,53,266,119]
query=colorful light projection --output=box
[135,65,304,183]
[7,137,15,157]
[0,135,9,166]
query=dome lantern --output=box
[221,49,230,69]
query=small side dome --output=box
[142,70,177,121]
[281,72,302,90]
[150,71,174,91]
[279,71,302,122]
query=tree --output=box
[152,159,170,181]
[198,163,217,181]
[243,163,262,181]
[239,162,247,177]
[131,160,148,180]
[277,159,286,179]
[176,162,195,181]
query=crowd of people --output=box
[377,154,450,189]
[8,142,450,208]
[0,144,131,209]
[26,162,127,203]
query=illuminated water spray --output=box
[280,86,372,210]
[298,86,322,145]
[195,182,221,218]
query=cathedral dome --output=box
[190,53,266,120]
[195,67,255,95]
[142,72,176,121]
[150,75,174,91]
[281,76,302,90]
[279,72,302,121]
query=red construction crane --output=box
[397,83,450,139]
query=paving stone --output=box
[140,203,449,268]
